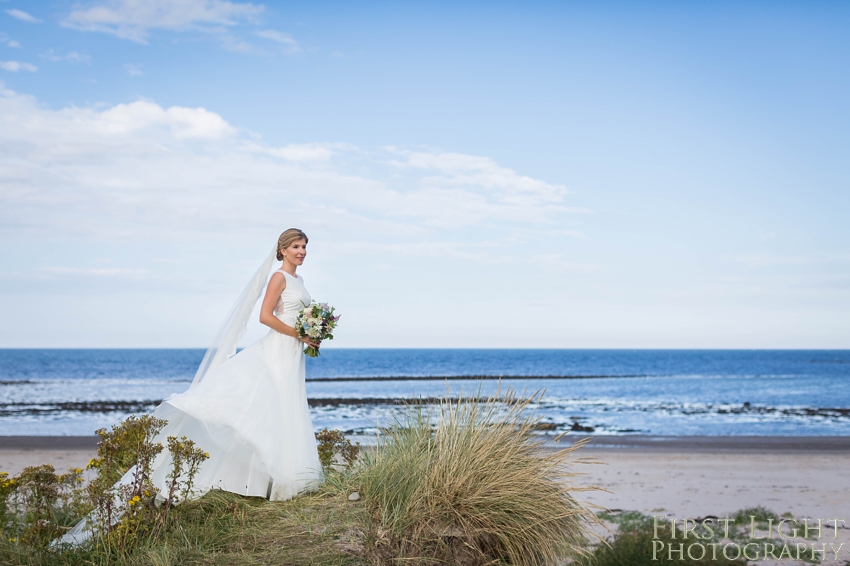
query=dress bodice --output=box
[274,270,311,325]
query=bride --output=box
[60,229,324,544]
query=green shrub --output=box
[580,511,747,566]
[84,414,168,552]
[584,507,830,566]
[1,415,208,559]
[350,389,600,565]
[316,428,361,473]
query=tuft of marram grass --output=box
[353,388,602,565]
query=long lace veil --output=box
[189,244,278,388]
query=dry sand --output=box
[3,435,849,561]
[0,436,98,478]
[563,436,850,564]
[565,436,850,521]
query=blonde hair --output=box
[276,228,308,261]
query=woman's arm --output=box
[258,273,319,347]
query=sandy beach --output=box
[569,436,850,522]
[0,436,99,478]
[3,434,848,521]
[563,436,850,564]
[2,434,849,563]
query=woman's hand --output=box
[299,335,321,349]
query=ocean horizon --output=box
[1,348,848,437]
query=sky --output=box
[0,0,848,349]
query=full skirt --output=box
[58,329,322,545]
[151,329,323,501]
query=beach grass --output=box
[345,388,602,565]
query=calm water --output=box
[1,349,848,437]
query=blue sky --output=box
[1,0,848,348]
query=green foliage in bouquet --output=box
[295,301,340,357]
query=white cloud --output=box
[0,33,21,48]
[722,254,850,268]
[23,88,810,349]
[62,0,264,44]
[0,85,581,260]
[41,267,150,277]
[124,62,143,75]
[524,254,601,273]
[40,50,91,64]
[549,229,587,239]
[0,61,37,72]
[5,9,42,23]
[376,149,591,226]
[400,150,572,205]
[260,143,336,162]
[79,99,236,138]
[254,29,299,53]
[220,34,257,53]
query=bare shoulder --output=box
[268,271,287,290]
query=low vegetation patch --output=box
[0,488,368,565]
[581,511,747,566]
[582,508,830,566]
[0,423,367,565]
[1,390,603,565]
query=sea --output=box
[1,349,849,438]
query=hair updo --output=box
[276,228,309,261]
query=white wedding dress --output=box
[59,266,323,545]
[151,269,323,500]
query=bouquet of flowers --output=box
[295,301,340,357]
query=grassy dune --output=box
[0,390,604,565]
